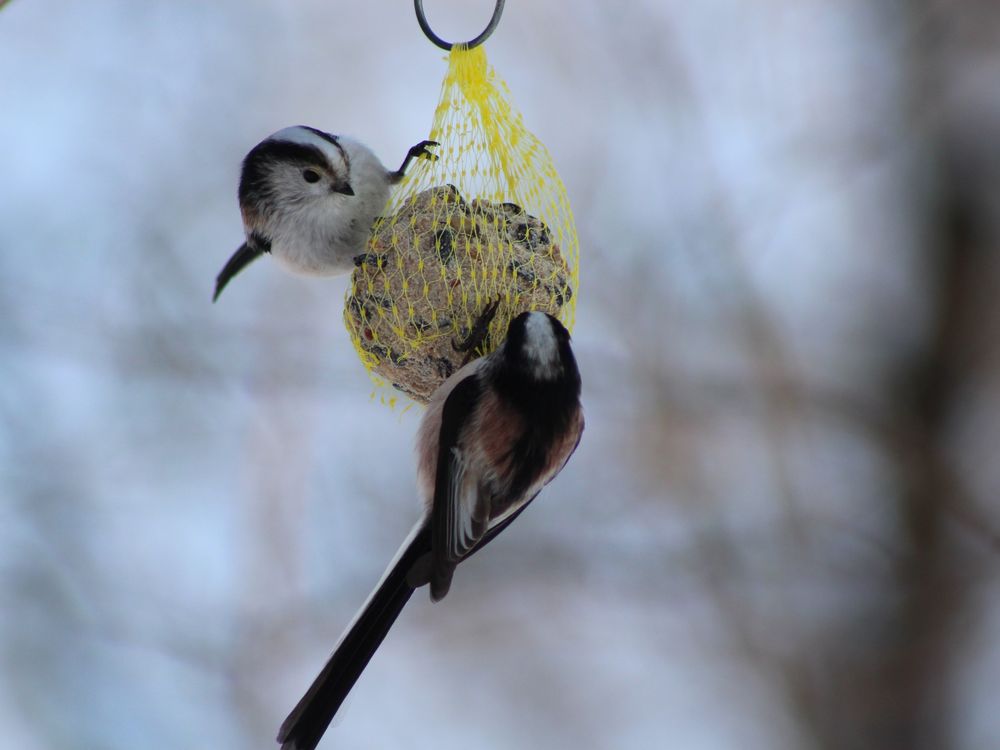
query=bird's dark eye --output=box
[302,168,322,183]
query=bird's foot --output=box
[390,140,440,183]
[452,297,501,364]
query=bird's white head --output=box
[521,312,560,375]
[500,311,575,383]
[240,126,356,222]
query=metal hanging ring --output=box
[414,0,506,51]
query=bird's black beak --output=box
[213,241,268,302]
[333,183,355,196]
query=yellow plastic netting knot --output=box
[344,45,579,405]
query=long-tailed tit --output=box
[213,126,437,301]
[277,311,584,750]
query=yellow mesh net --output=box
[344,45,579,405]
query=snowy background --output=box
[2,1,999,748]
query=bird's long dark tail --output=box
[277,522,431,750]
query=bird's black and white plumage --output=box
[213,125,437,301]
[276,311,584,750]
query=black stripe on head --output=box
[300,125,350,171]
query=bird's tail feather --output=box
[277,521,431,750]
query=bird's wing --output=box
[429,374,491,600]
